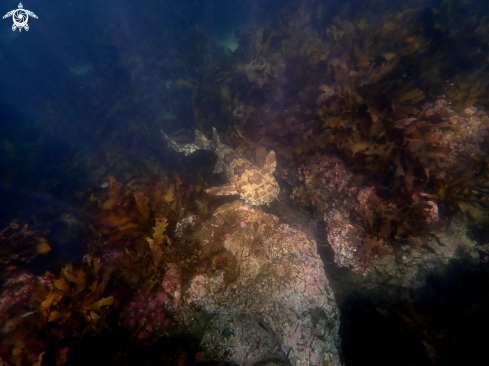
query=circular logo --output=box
[12,9,28,28]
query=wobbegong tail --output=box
[161,128,219,156]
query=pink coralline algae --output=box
[0,270,43,316]
[356,186,377,208]
[123,289,174,340]
[101,248,125,263]
[288,149,479,287]
[418,99,489,161]
[168,200,341,366]
[291,154,355,212]
[290,155,365,271]
[161,263,182,311]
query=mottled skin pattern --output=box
[161,128,280,205]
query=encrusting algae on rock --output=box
[165,200,342,366]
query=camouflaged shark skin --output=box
[162,128,280,205]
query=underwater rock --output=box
[419,99,489,163]
[374,220,479,287]
[0,270,42,317]
[290,155,365,271]
[292,154,480,288]
[169,200,341,366]
[329,203,479,287]
[122,289,174,340]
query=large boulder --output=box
[168,200,341,366]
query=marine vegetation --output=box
[0,221,51,277]
[2,0,489,364]
[177,2,489,259]
[0,174,202,364]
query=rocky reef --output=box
[168,200,341,365]
[3,0,489,364]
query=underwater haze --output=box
[1,0,489,365]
